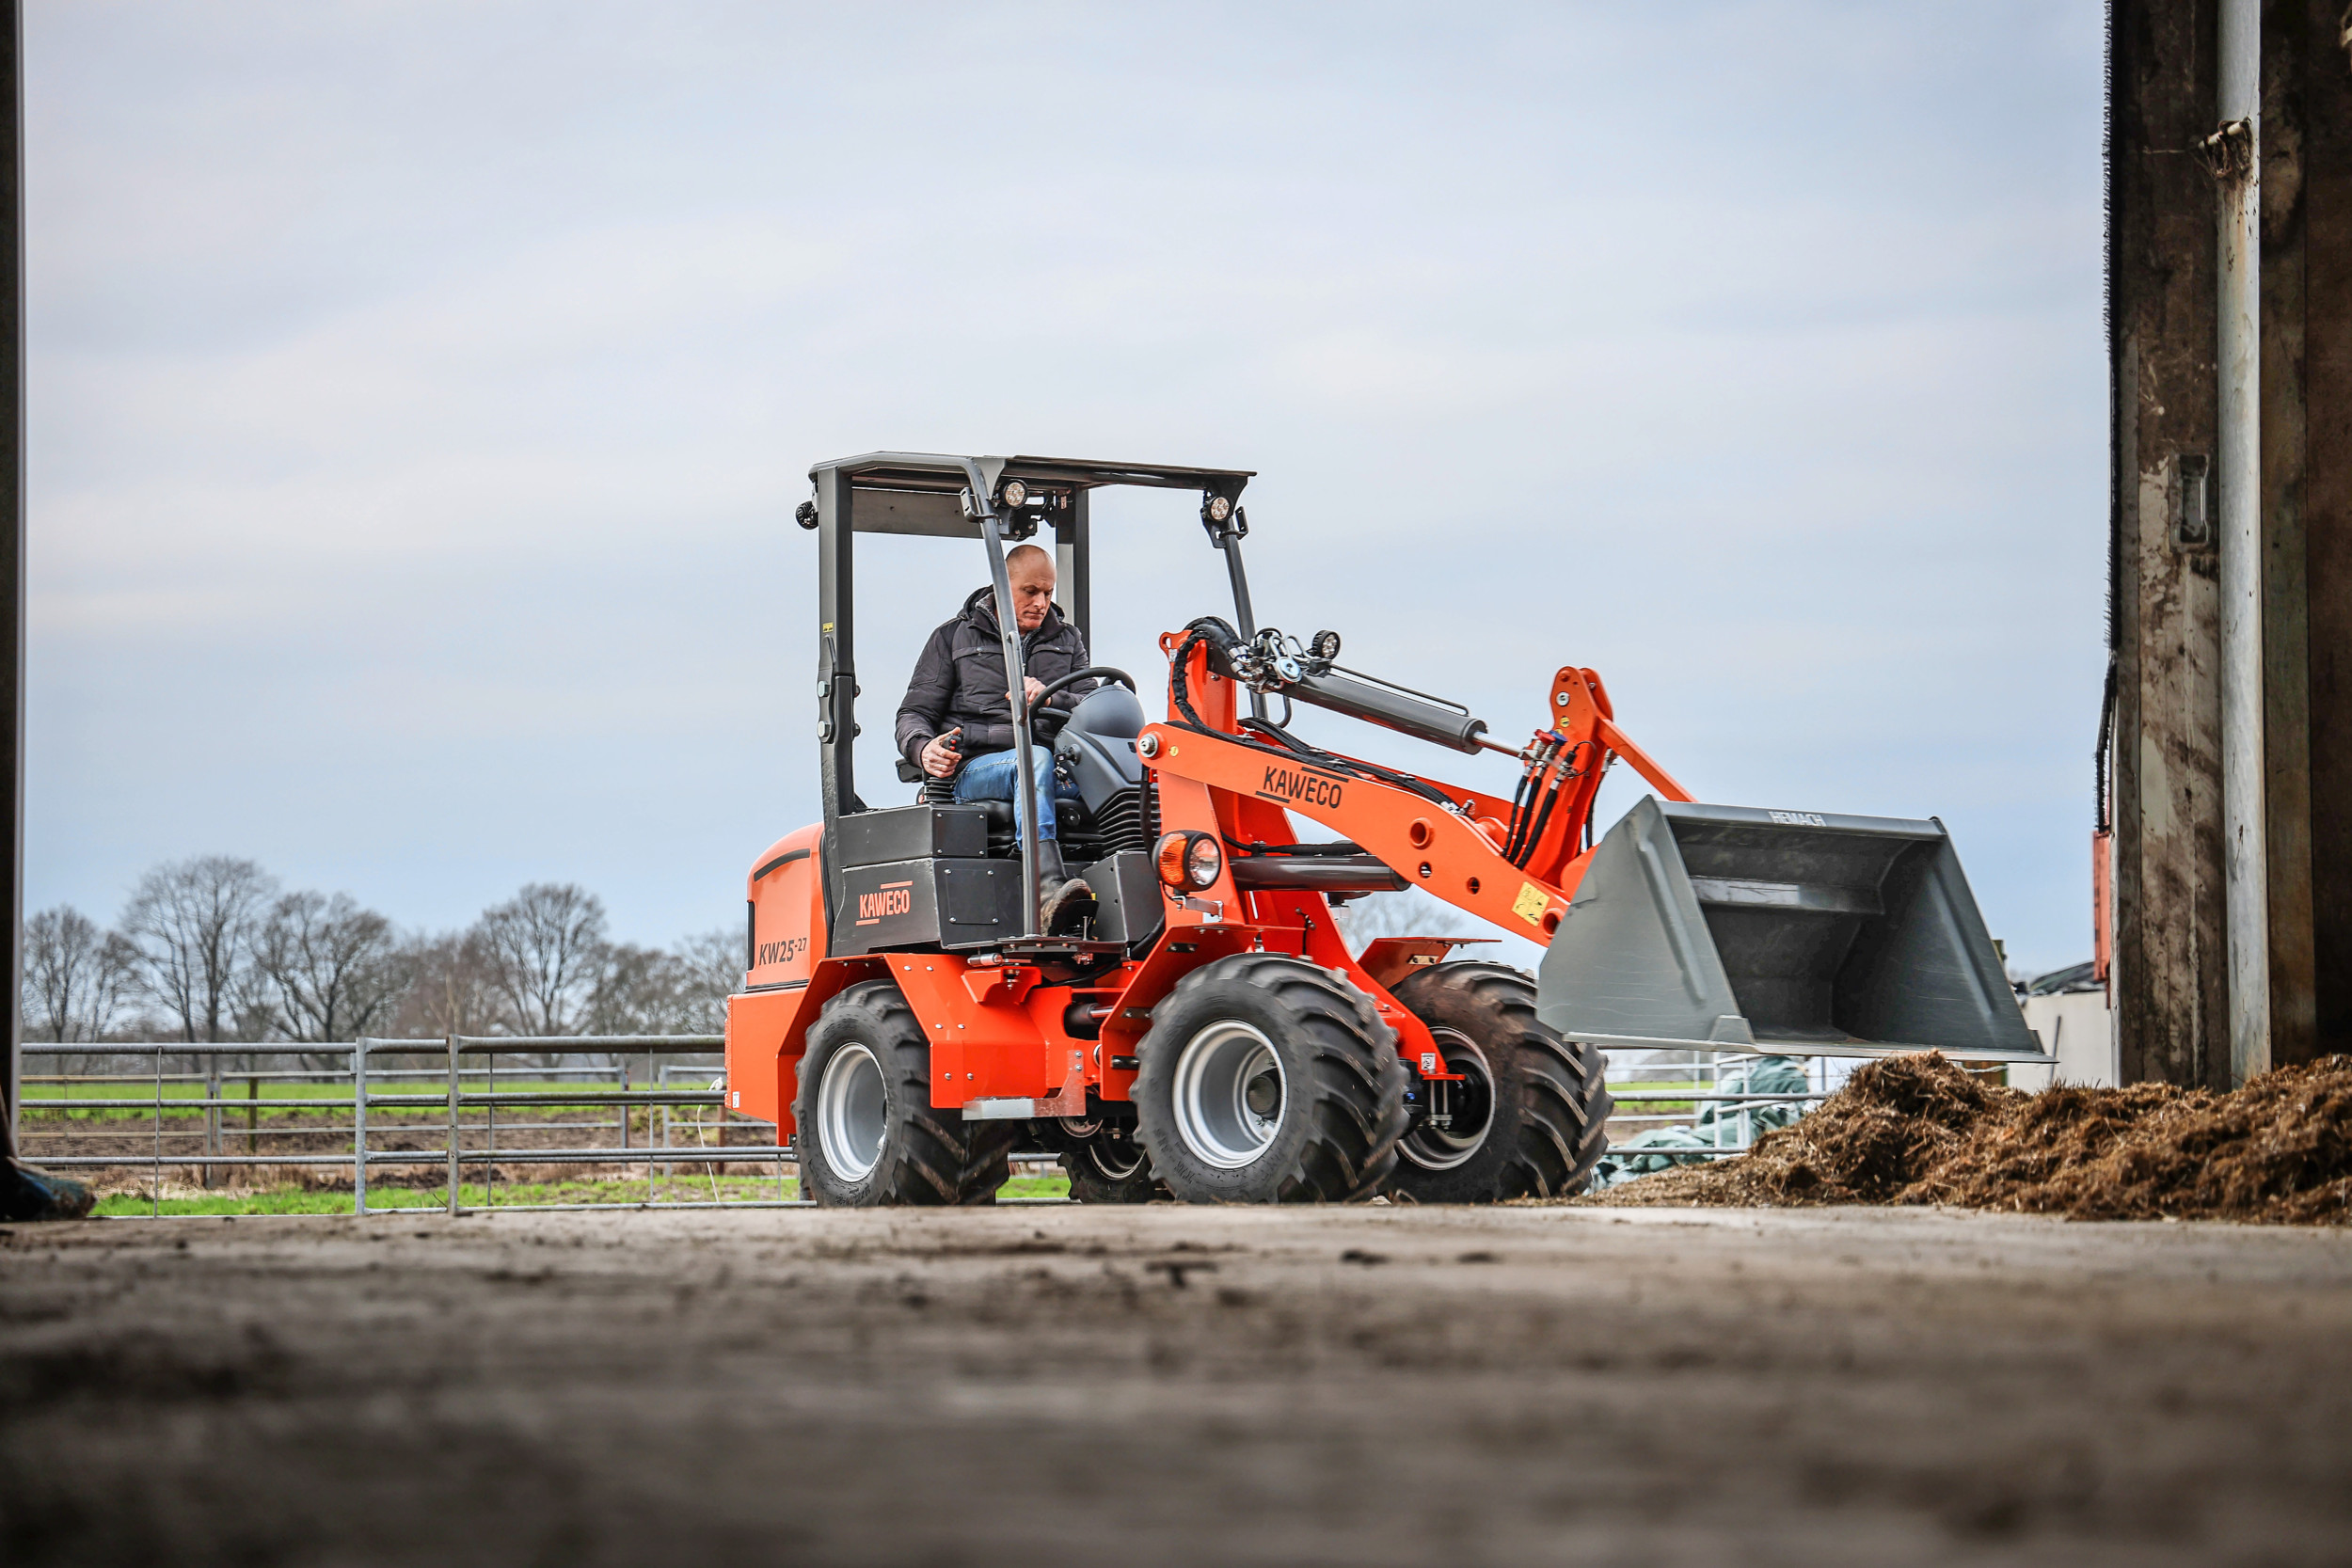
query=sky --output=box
[27,0,2109,974]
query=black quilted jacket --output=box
[895,586,1097,767]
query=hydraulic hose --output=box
[1515,740,1587,869]
[1164,615,1464,816]
[1504,736,1561,863]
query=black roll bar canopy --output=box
[803,451,1255,936]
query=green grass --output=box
[92,1171,1074,1217]
[22,1078,677,1124]
[1603,1078,1703,1113]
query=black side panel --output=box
[940,860,1021,932]
[1081,850,1167,951]
[830,856,1027,956]
[834,804,990,868]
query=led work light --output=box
[1154,830,1223,891]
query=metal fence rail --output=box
[16,1035,807,1216]
[16,1031,1951,1215]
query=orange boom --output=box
[726,452,2042,1207]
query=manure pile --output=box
[1590,1051,2352,1224]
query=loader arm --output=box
[1145,721,1570,941]
[1140,658,1690,946]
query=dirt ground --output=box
[4,1205,2349,1567]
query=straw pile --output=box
[1589,1051,2352,1224]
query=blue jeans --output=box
[952,745,1078,842]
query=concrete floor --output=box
[3,1204,2348,1566]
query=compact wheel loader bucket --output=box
[1536,798,2047,1061]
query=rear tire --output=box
[794,980,1016,1207]
[1135,954,1406,1204]
[1383,961,1613,1202]
[1058,1127,1162,1203]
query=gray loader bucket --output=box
[1535,798,2046,1061]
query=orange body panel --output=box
[2091,828,2113,989]
[884,955,1098,1114]
[724,824,878,1143]
[745,824,823,988]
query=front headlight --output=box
[1154,831,1224,891]
[1000,480,1028,509]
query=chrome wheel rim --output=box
[1399,1030,1496,1172]
[1171,1021,1285,1169]
[816,1042,888,1181]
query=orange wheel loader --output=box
[723,452,2046,1207]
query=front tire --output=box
[1135,954,1406,1204]
[794,980,1016,1207]
[1383,962,1613,1202]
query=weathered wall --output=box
[2288,0,2352,1052]
[2113,0,2228,1087]
[2111,0,2351,1084]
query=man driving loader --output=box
[895,542,1097,926]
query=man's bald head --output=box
[1002,544,1057,632]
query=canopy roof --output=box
[811,451,1253,499]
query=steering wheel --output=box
[1023,666,1136,725]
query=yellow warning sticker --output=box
[1512,882,1549,925]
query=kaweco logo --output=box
[755,936,806,967]
[1258,763,1344,808]
[855,880,914,925]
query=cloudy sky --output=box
[28,1,2107,973]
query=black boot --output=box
[1035,841,1097,936]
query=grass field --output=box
[1604,1078,1702,1113]
[92,1172,1076,1216]
[20,1076,715,1123]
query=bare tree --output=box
[252,892,409,1042]
[478,883,608,1036]
[674,927,744,1032]
[389,929,502,1039]
[121,857,278,1042]
[585,943,697,1036]
[20,906,136,1042]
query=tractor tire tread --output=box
[1387,961,1614,1202]
[1138,952,1407,1204]
[797,979,1013,1207]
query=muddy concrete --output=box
[3,1205,2348,1565]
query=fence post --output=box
[446,1033,460,1216]
[353,1038,369,1217]
[151,1040,164,1218]
[204,1054,220,1189]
